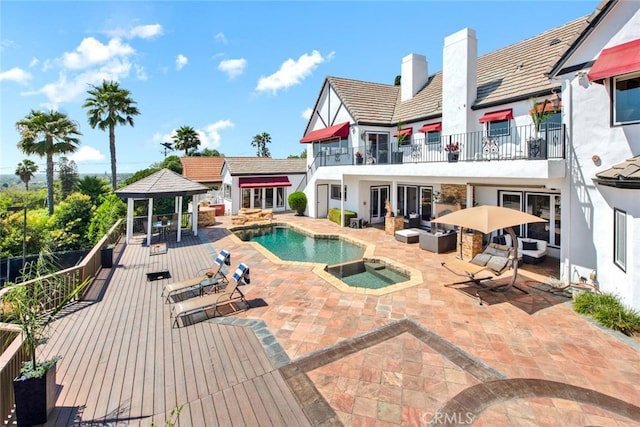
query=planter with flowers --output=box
[355,151,363,164]
[445,142,460,162]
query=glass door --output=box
[370,186,389,224]
[420,187,433,222]
[499,191,523,236]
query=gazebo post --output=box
[126,198,134,244]
[147,198,154,246]
[192,194,199,236]
[176,195,183,242]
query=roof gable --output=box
[180,156,224,183]
[224,157,307,176]
[115,168,208,199]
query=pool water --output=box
[234,225,365,265]
[326,260,409,289]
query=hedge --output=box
[328,208,358,226]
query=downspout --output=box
[340,174,344,226]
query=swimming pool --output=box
[326,260,409,290]
[233,225,365,265]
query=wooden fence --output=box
[0,218,124,424]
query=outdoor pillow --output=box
[522,241,538,251]
[493,235,506,245]
[486,255,509,273]
[471,253,492,267]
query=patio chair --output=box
[162,249,231,303]
[171,262,251,328]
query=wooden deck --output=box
[21,232,311,426]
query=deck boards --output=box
[15,232,312,426]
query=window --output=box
[614,73,640,125]
[614,208,626,271]
[488,120,510,137]
[224,184,231,200]
[426,131,441,145]
[330,184,347,201]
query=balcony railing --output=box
[314,123,565,167]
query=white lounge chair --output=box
[171,263,250,328]
[162,249,231,303]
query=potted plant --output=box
[2,253,90,426]
[528,96,559,159]
[445,142,460,162]
[393,122,407,164]
[355,151,363,164]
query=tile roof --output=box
[180,156,225,183]
[115,168,209,198]
[326,15,590,127]
[224,157,307,176]
[594,155,640,189]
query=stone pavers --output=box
[204,214,640,426]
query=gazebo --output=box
[115,168,209,245]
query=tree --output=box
[251,132,272,157]
[15,159,39,191]
[288,149,307,159]
[197,148,222,157]
[172,125,201,156]
[16,110,82,215]
[50,192,94,250]
[87,194,126,244]
[57,156,79,199]
[83,80,140,191]
[75,176,111,206]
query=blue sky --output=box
[1,1,600,175]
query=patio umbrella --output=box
[431,205,547,290]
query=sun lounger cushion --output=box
[486,256,510,274]
[470,253,492,267]
[232,263,250,284]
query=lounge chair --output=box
[441,243,527,304]
[171,263,251,328]
[162,250,231,303]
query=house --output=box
[221,157,307,215]
[298,0,640,309]
[180,156,225,189]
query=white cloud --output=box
[302,108,313,120]
[29,57,39,68]
[42,59,52,72]
[135,64,147,80]
[0,67,32,84]
[256,50,329,95]
[62,37,135,70]
[218,58,246,79]
[128,24,163,39]
[176,54,188,71]
[214,32,228,44]
[69,146,106,162]
[24,58,132,109]
[0,39,17,52]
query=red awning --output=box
[239,176,291,188]
[479,109,513,123]
[418,122,442,132]
[392,128,413,137]
[300,121,350,143]
[588,39,640,83]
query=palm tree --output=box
[83,80,140,191]
[172,125,201,156]
[16,110,82,215]
[15,159,39,191]
[251,132,271,157]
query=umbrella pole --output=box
[506,226,528,294]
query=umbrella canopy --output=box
[431,205,546,234]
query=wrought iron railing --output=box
[316,123,565,167]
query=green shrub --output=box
[288,191,307,215]
[573,292,640,336]
[328,208,358,226]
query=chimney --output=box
[442,28,477,135]
[401,53,428,102]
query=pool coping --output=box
[229,222,424,296]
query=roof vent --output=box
[514,62,525,72]
[549,38,561,46]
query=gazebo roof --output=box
[115,168,209,199]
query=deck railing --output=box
[316,123,565,167]
[0,218,125,424]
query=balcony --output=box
[314,123,565,167]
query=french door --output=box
[370,186,389,224]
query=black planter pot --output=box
[447,152,459,162]
[392,151,404,164]
[356,157,363,165]
[13,363,57,427]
